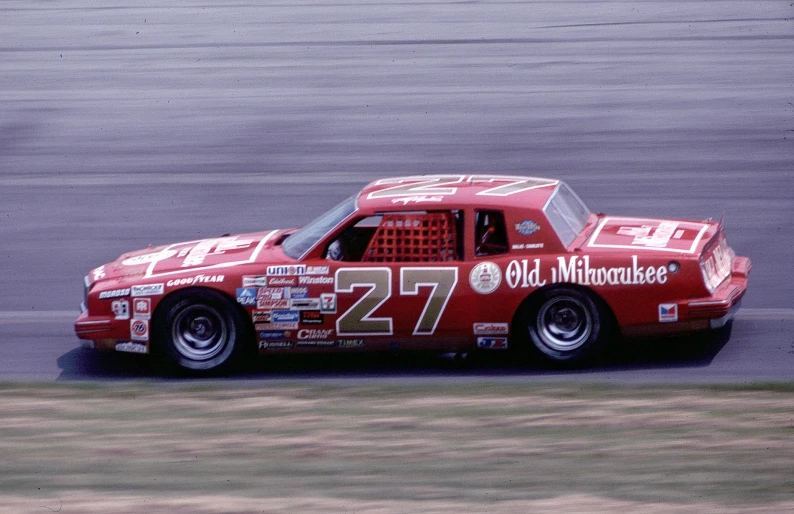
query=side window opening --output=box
[475,210,509,256]
[326,211,462,262]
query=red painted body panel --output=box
[75,174,749,359]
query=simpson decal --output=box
[469,262,501,294]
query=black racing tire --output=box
[519,287,609,364]
[153,288,251,374]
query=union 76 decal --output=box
[335,267,458,336]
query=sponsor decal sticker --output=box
[287,286,309,299]
[296,340,337,347]
[515,220,541,236]
[98,289,130,299]
[298,328,334,340]
[166,275,224,287]
[131,284,165,297]
[338,339,365,349]
[511,243,544,250]
[473,322,509,335]
[268,322,299,330]
[300,311,324,325]
[111,300,130,320]
[132,298,151,320]
[659,303,678,323]
[259,330,290,340]
[252,311,272,323]
[272,310,300,323]
[258,298,290,310]
[236,287,257,306]
[258,288,284,301]
[298,276,334,286]
[306,265,330,275]
[115,341,147,354]
[291,298,321,310]
[469,262,501,294]
[242,276,269,287]
[259,341,293,350]
[267,276,297,287]
[122,249,177,267]
[477,337,508,350]
[130,319,149,341]
[505,256,669,289]
[267,265,306,276]
[320,293,337,314]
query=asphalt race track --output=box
[1,1,792,382]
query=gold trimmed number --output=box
[367,176,464,199]
[472,176,558,196]
[399,267,458,335]
[335,268,393,335]
[335,267,459,336]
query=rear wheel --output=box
[154,289,250,374]
[520,287,608,364]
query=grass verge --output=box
[0,382,793,513]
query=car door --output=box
[307,210,470,351]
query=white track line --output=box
[0,308,792,324]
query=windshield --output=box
[543,182,591,247]
[282,195,358,260]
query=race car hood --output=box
[88,230,287,286]
[586,216,716,255]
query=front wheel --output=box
[154,289,250,374]
[520,287,609,364]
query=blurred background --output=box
[0,1,792,377]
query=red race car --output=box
[75,175,750,373]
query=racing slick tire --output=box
[518,287,610,365]
[153,288,251,374]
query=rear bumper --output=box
[623,256,750,338]
[687,255,750,324]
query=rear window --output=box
[543,182,591,247]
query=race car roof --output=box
[357,174,561,212]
